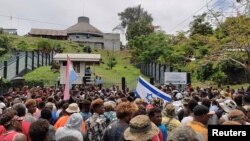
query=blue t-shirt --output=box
[159,123,168,141]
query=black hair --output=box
[40,109,52,121]
[29,119,49,141]
[148,107,162,118]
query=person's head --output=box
[219,99,237,113]
[148,107,162,126]
[25,99,37,114]
[168,126,203,141]
[12,103,26,117]
[243,95,250,105]
[0,109,21,131]
[90,98,105,114]
[116,102,138,123]
[65,113,83,131]
[81,99,91,112]
[29,119,49,141]
[40,109,52,122]
[234,95,243,106]
[193,105,213,125]
[65,103,80,115]
[228,109,246,125]
[201,98,211,109]
[104,101,116,112]
[163,103,176,117]
[188,99,198,113]
[124,115,159,141]
[222,121,241,125]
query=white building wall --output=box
[103,33,120,51]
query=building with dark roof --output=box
[29,16,120,51]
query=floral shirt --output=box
[86,113,109,141]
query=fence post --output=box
[37,51,40,67]
[3,61,7,79]
[159,64,161,84]
[25,51,28,73]
[154,62,157,81]
[121,77,126,92]
[32,51,34,70]
[48,52,51,65]
[42,52,44,66]
[16,52,19,76]
[150,77,154,85]
[45,53,48,65]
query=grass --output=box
[23,66,59,86]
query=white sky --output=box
[0,0,232,36]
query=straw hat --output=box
[66,103,80,113]
[124,115,159,141]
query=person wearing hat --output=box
[86,98,109,141]
[167,126,206,141]
[54,103,86,133]
[122,115,161,141]
[102,102,138,141]
[228,109,248,125]
[218,99,237,124]
[162,103,181,133]
[55,113,83,141]
[0,109,27,141]
[187,105,214,141]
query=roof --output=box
[53,53,101,62]
[66,16,103,36]
[29,28,67,36]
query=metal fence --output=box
[0,51,54,80]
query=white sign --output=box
[164,72,187,84]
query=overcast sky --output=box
[0,0,232,36]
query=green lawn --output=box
[23,66,59,86]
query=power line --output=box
[0,14,69,27]
[167,0,214,33]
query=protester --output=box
[29,119,49,141]
[167,126,205,141]
[123,115,161,141]
[24,99,37,123]
[40,109,56,141]
[55,113,83,141]
[0,109,27,141]
[162,103,180,133]
[102,102,138,141]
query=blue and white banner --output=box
[135,76,172,102]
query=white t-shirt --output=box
[181,115,194,125]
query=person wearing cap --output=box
[217,99,237,124]
[122,115,162,141]
[54,103,86,133]
[187,105,214,141]
[86,98,108,141]
[167,126,206,141]
[102,102,138,141]
[0,109,27,141]
[55,113,84,141]
[177,97,191,121]
[24,99,37,123]
[162,103,181,133]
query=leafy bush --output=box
[196,63,213,81]
[107,57,117,69]
[24,80,44,87]
[83,46,92,53]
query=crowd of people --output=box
[0,83,249,141]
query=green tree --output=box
[107,57,117,70]
[189,13,213,36]
[118,5,154,41]
[16,41,28,51]
[37,40,52,53]
[0,35,10,56]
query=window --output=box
[62,61,67,66]
[73,61,80,73]
[76,35,79,38]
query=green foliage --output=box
[197,63,214,81]
[189,13,213,36]
[83,46,92,53]
[210,71,227,86]
[107,57,117,69]
[37,40,52,53]
[16,41,28,51]
[118,5,154,41]
[0,35,10,56]
[24,80,44,87]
